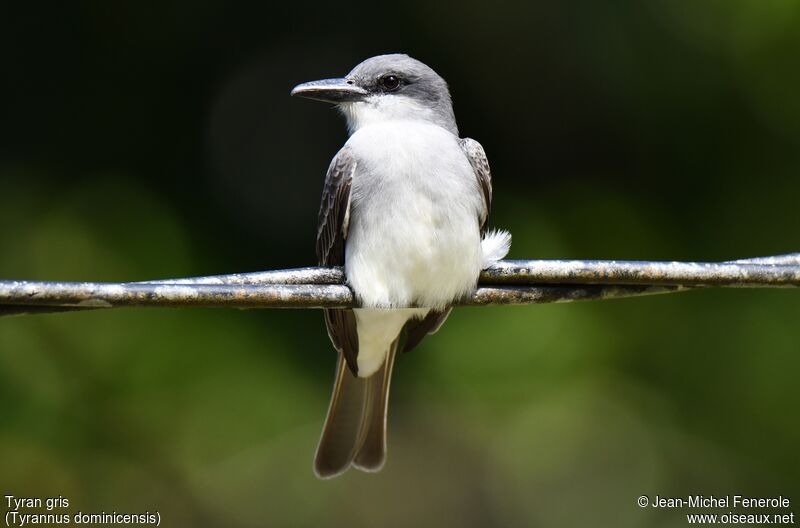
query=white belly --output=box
[344,121,484,311]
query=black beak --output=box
[291,78,368,103]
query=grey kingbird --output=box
[292,54,510,478]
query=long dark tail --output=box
[314,339,399,479]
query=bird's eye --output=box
[380,75,401,91]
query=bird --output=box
[291,54,511,478]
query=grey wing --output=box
[317,147,360,374]
[459,137,492,235]
[317,147,356,266]
[402,308,452,353]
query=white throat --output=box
[339,95,447,135]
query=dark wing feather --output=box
[459,137,492,235]
[402,308,452,353]
[317,147,356,265]
[317,147,359,374]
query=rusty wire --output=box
[0,253,798,317]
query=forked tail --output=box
[314,339,399,478]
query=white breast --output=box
[344,121,484,311]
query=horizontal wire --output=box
[0,253,797,316]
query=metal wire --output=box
[0,253,797,316]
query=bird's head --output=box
[291,54,457,135]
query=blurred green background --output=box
[1,1,799,527]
